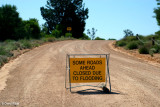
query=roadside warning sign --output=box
[67,27,72,31]
[70,58,106,83]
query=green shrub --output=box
[150,48,157,53]
[136,40,144,46]
[124,36,137,42]
[41,37,47,42]
[126,41,138,50]
[149,51,154,57]
[157,40,160,44]
[0,47,6,55]
[139,46,149,54]
[43,35,56,42]
[116,41,127,47]
[81,33,91,40]
[108,38,116,40]
[145,35,154,40]
[57,36,66,41]
[0,46,13,57]
[29,40,43,47]
[33,40,43,45]
[52,29,61,38]
[0,55,8,66]
[4,39,16,43]
[4,42,19,51]
[144,42,152,49]
[44,34,53,38]
[23,42,32,49]
[31,42,40,47]
[19,40,32,49]
[152,45,160,53]
[95,37,105,40]
[46,37,56,42]
[65,33,72,38]
[149,48,157,57]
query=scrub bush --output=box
[116,41,126,47]
[139,46,149,54]
[126,41,138,50]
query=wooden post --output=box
[136,34,139,40]
[152,37,155,46]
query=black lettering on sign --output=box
[73,71,91,75]
[73,60,85,65]
[80,76,103,80]
[73,76,78,80]
[93,71,101,75]
[80,66,95,70]
[87,60,102,65]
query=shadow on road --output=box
[72,89,120,95]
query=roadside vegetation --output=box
[0,37,75,67]
[0,3,83,67]
[0,4,77,67]
[116,34,160,56]
[95,37,105,40]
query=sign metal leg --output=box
[68,55,71,92]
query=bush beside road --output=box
[0,37,75,68]
[111,37,160,65]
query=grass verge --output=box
[116,35,160,55]
[0,36,75,68]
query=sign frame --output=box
[65,54,111,92]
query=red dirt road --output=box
[0,40,160,107]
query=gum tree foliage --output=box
[0,5,24,41]
[87,28,97,40]
[40,0,89,38]
[40,23,48,36]
[81,33,91,40]
[0,5,41,41]
[154,0,160,26]
[154,0,160,36]
[123,29,134,38]
[23,18,41,39]
[157,0,160,5]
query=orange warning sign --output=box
[70,58,106,83]
[67,27,72,31]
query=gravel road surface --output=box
[0,40,160,107]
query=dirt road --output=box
[0,40,160,107]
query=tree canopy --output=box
[87,28,97,40]
[0,5,41,41]
[154,0,160,26]
[0,5,23,40]
[123,29,134,38]
[23,18,41,39]
[157,0,160,5]
[40,0,89,38]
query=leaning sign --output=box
[70,58,106,83]
[65,54,111,92]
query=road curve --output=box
[0,40,160,107]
